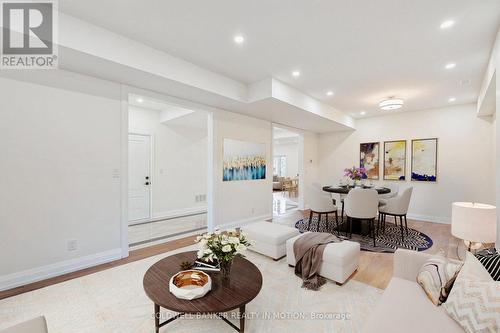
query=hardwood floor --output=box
[0,210,459,300]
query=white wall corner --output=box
[216,214,273,231]
[0,248,122,292]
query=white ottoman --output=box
[242,222,300,260]
[286,232,360,285]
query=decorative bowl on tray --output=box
[169,270,212,300]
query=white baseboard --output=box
[0,248,122,292]
[129,206,207,225]
[153,206,207,220]
[407,213,450,224]
[216,214,273,230]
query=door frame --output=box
[127,131,154,225]
[119,85,215,258]
[271,124,305,211]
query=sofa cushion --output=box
[475,248,500,281]
[362,277,463,333]
[416,255,462,305]
[1,317,48,333]
[242,222,299,245]
[443,252,499,333]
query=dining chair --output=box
[344,188,379,246]
[378,187,413,242]
[308,184,339,234]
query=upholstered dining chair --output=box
[344,188,379,246]
[308,184,339,234]
[378,187,413,242]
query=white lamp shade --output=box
[451,202,497,243]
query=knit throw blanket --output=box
[293,232,341,290]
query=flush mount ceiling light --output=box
[440,20,455,29]
[326,91,334,96]
[233,35,245,44]
[445,63,456,70]
[360,111,366,116]
[136,98,144,103]
[448,97,456,102]
[379,98,404,110]
[292,70,301,77]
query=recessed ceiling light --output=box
[448,97,456,102]
[440,20,455,29]
[136,98,144,103]
[233,35,245,44]
[379,98,404,110]
[360,111,366,115]
[292,70,301,77]
[326,91,334,96]
[445,63,456,70]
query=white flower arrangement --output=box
[195,229,253,263]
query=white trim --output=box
[216,214,273,230]
[407,213,450,224]
[207,111,215,232]
[120,87,129,258]
[0,248,122,292]
[129,206,208,225]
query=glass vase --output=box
[220,259,233,281]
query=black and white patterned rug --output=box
[295,216,433,253]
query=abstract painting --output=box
[223,138,266,181]
[411,138,438,182]
[360,142,379,180]
[384,140,406,181]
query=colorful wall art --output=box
[360,142,380,180]
[411,138,438,182]
[384,140,406,181]
[223,138,266,181]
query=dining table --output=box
[322,185,391,235]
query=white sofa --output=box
[242,221,300,260]
[286,232,360,285]
[1,317,48,333]
[362,249,464,333]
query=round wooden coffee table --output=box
[143,251,262,333]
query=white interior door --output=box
[128,134,151,222]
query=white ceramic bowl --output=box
[169,270,212,300]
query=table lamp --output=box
[451,202,497,252]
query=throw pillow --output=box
[475,248,500,281]
[443,252,499,333]
[416,255,462,305]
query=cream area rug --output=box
[0,245,382,333]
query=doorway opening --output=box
[127,93,209,250]
[272,126,303,216]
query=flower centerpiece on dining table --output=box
[344,166,368,187]
[195,229,253,281]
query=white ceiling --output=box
[60,0,500,118]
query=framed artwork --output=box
[223,138,266,181]
[360,142,379,180]
[411,138,438,182]
[384,140,406,181]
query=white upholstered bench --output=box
[242,221,300,260]
[286,232,360,285]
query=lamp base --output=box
[463,240,482,252]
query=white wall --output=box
[212,111,273,227]
[0,71,123,290]
[273,141,299,178]
[319,104,495,223]
[129,106,207,218]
